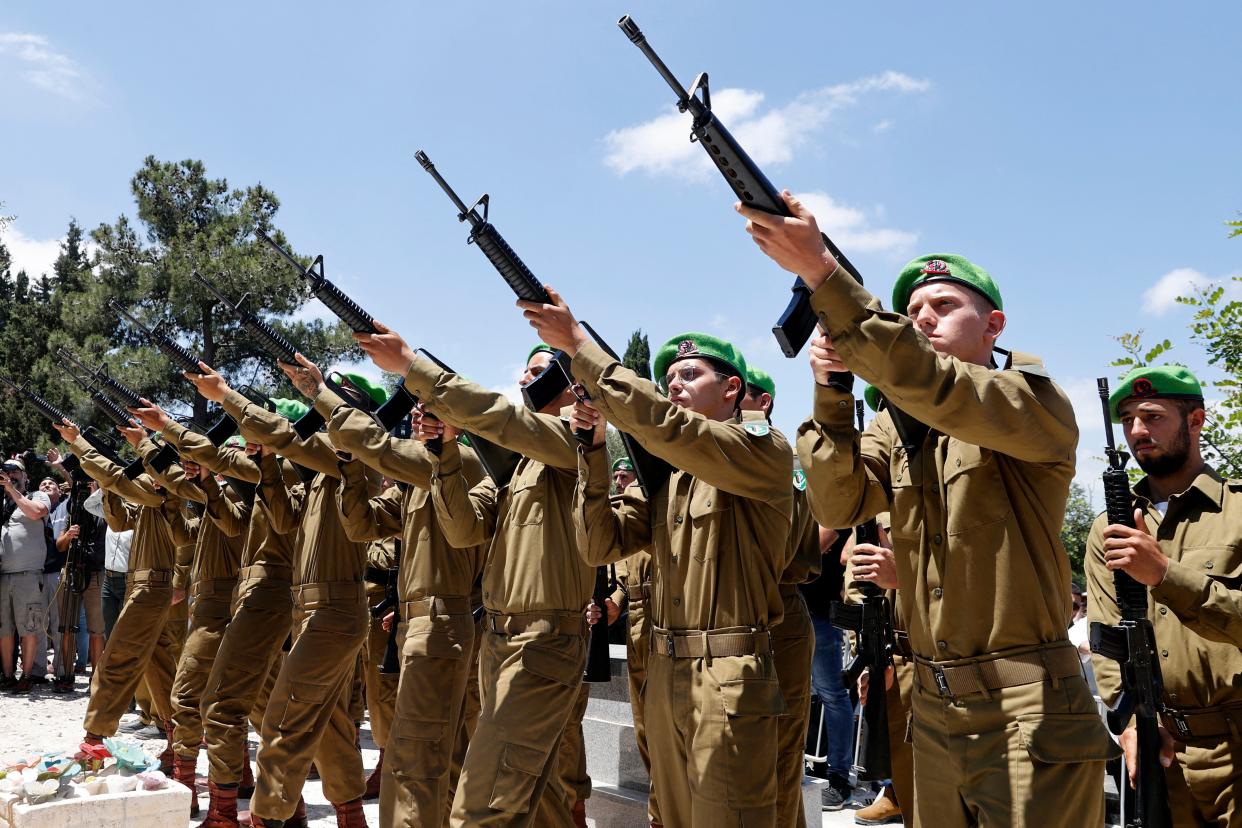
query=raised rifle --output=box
[828,400,894,781]
[57,348,181,475]
[617,16,865,358]
[0,374,124,470]
[54,357,150,480]
[108,299,240,446]
[1088,378,1171,828]
[255,231,419,433]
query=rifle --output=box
[56,474,93,684]
[414,349,521,489]
[828,401,894,781]
[108,299,240,447]
[255,231,419,433]
[584,558,618,683]
[54,358,150,480]
[1088,378,1171,828]
[0,374,125,470]
[370,539,402,675]
[57,348,181,475]
[617,16,865,358]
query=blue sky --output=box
[3,2,1240,503]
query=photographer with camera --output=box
[1,457,53,693]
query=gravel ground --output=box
[0,671,878,827]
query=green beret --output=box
[527,344,555,364]
[340,372,387,407]
[611,457,634,473]
[1108,365,1204,422]
[223,435,247,449]
[862,384,881,414]
[271,397,310,421]
[747,367,776,399]
[892,254,1003,314]
[653,332,748,388]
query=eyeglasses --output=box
[658,364,730,394]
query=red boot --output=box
[174,755,201,816]
[239,751,255,799]
[333,797,368,828]
[363,748,383,800]
[198,782,239,827]
[285,797,309,828]
[159,721,176,775]
[571,799,587,828]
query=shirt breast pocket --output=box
[888,449,922,542]
[944,442,1012,536]
[1177,544,1242,587]
[507,477,545,527]
[688,490,729,563]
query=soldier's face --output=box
[907,282,1005,366]
[662,358,741,419]
[520,352,555,387]
[613,469,637,490]
[1120,399,1202,476]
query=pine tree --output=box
[621,329,651,380]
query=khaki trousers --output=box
[645,646,784,828]
[251,584,369,820]
[381,608,475,828]
[84,580,174,735]
[626,601,658,824]
[137,594,187,726]
[365,592,399,749]
[557,682,592,803]
[171,582,235,757]
[771,590,814,828]
[450,626,586,828]
[1166,736,1242,827]
[910,667,1117,828]
[887,657,916,821]
[201,576,292,784]
[450,612,484,802]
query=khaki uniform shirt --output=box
[783,483,821,587]
[797,268,1078,661]
[318,387,490,603]
[70,435,182,573]
[401,357,593,616]
[569,341,793,634]
[1087,467,1242,712]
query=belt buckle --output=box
[929,663,951,698]
[666,633,676,657]
[1165,708,1192,739]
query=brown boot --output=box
[333,797,368,827]
[571,799,587,828]
[854,785,903,825]
[198,782,239,827]
[159,721,176,774]
[362,748,383,800]
[175,756,201,816]
[239,751,255,799]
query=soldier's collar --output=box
[1134,466,1225,510]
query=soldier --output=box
[737,192,1117,826]
[360,533,398,801]
[125,423,250,817]
[740,367,820,827]
[525,295,794,827]
[53,419,186,769]
[354,332,592,828]
[1087,365,1242,827]
[187,363,381,828]
[298,359,491,828]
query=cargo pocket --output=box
[23,602,46,635]
[488,741,547,813]
[720,675,785,809]
[520,640,584,688]
[1016,713,1121,764]
[392,717,448,780]
[276,680,331,735]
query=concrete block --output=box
[0,783,191,828]
[585,784,650,828]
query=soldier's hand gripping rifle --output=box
[54,357,151,480]
[1088,378,1171,828]
[0,374,123,471]
[255,231,417,433]
[108,299,240,446]
[828,400,894,781]
[57,348,181,475]
[617,16,865,358]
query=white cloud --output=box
[0,32,88,101]
[873,119,893,133]
[604,71,929,179]
[1141,267,1240,315]
[0,225,63,279]
[795,191,918,257]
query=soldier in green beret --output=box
[1087,365,1242,826]
[737,192,1117,827]
[521,286,794,828]
[611,457,637,491]
[740,367,823,825]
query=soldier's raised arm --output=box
[573,446,652,567]
[429,439,499,549]
[137,439,208,505]
[66,434,166,508]
[336,461,403,543]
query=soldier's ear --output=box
[984,308,1006,341]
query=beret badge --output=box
[1132,377,1156,398]
[676,339,699,357]
[920,259,951,276]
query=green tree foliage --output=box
[622,329,651,380]
[1060,482,1096,582]
[0,158,360,460]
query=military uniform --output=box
[362,537,399,755]
[402,357,592,828]
[220,388,374,822]
[1087,466,1242,826]
[321,385,490,828]
[570,335,793,828]
[612,550,658,825]
[68,436,183,738]
[797,260,1117,827]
